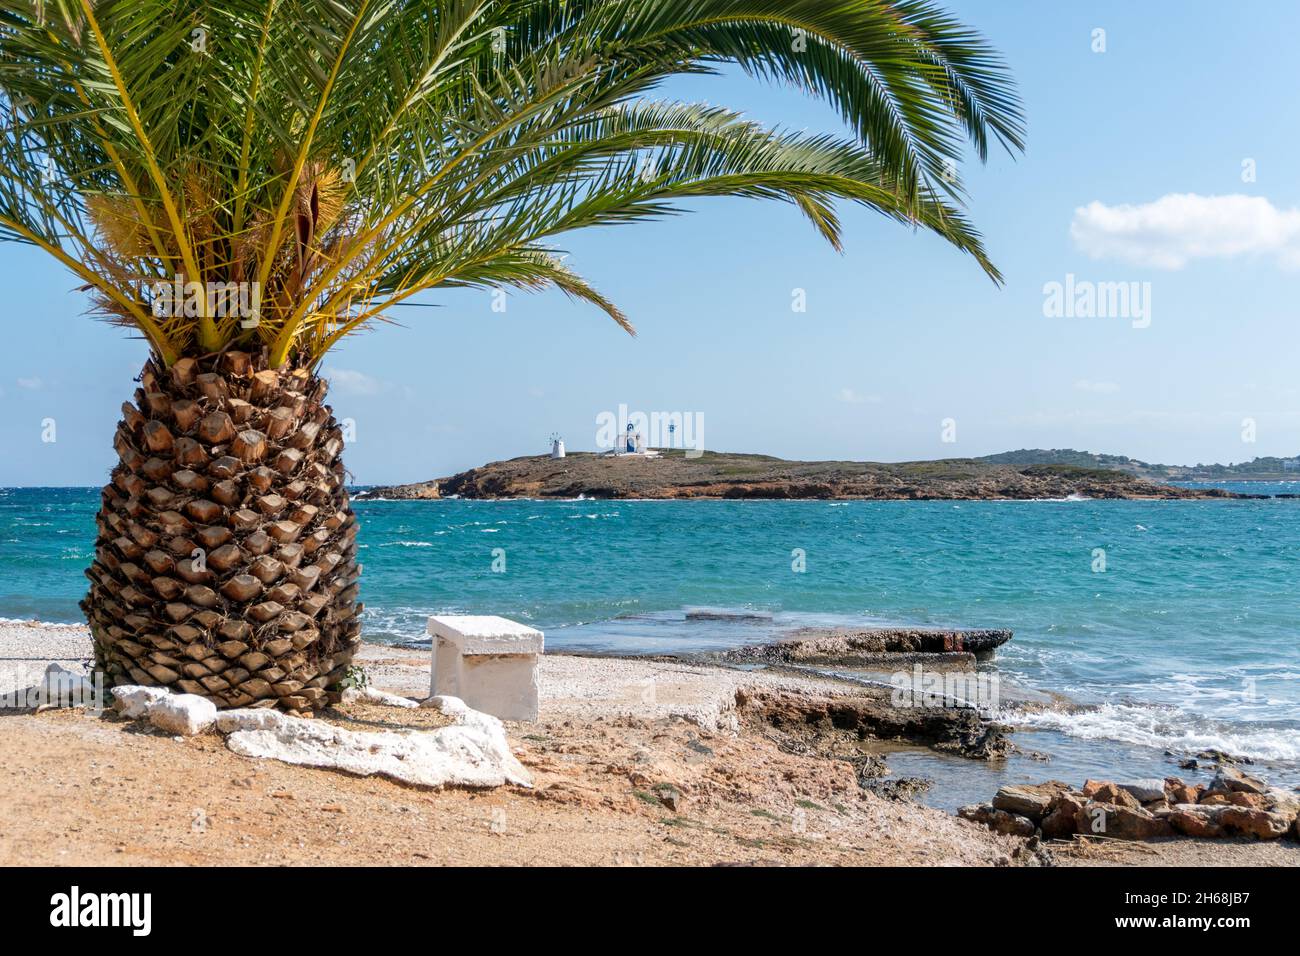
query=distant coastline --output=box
[354,450,1250,502]
[978,447,1300,482]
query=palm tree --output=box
[0,0,1022,712]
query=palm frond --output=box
[0,0,1023,365]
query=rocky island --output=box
[355,450,1244,501]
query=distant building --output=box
[1283,458,1300,472]
[601,421,659,458]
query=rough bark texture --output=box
[82,351,361,714]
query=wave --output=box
[1004,700,1300,762]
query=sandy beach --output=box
[2,619,1295,867]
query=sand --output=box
[0,619,1293,867]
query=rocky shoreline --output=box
[962,764,1300,845]
[355,451,1245,502]
[714,626,1014,666]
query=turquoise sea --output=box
[4,484,1299,808]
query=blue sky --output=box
[3,0,1300,486]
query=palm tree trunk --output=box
[82,351,362,714]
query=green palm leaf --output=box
[0,0,1023,365]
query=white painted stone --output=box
[428,615,544,655]
[148,693,217,736]
[419,694,469,717]
[112,685,171,719]
[427,615,542,721]
[216,708,289,733]
[341,685,419,709]
[225,703,532,789]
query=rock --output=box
[1169,804,1226,838]
[1262,788,1300,815]
[1208,765,1267,795]
[861,776,931,801]
[1219,806,1291,840]
[1225,791,1266,809]
[215,708,289,733]
[1171,802,1291,839]
[1164,777,1199,805]
[958,804,1036,837]
[1040,791,1086,840]
[740,686,1011,759]
[1119,779,1167,804]
[341,685,418,709]
[225,701,532,789]
[1074,802,1172,840]
[1012,834,1056,867]
[1081,780,1142,809]
[1197,748,1248,766]
[148,693,217,736]
[653,784,684,811]
[992,781,1070,822]
[1110,804,1174,840]
[112,684,171,719]
[420,695,469,717]
[730,626,1014,663]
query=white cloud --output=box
[322,367,384,396]
[838,388,882,405]
[1070,193,1300,269]
[16,377,43,390]
[1074,379,1120,394]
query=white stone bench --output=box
[427,615,543,721]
